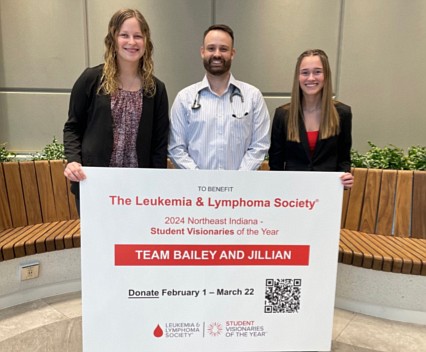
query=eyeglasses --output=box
[299,69,324,77]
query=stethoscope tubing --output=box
[191,87,247,119]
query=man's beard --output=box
[203,57,232,76]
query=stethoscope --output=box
[191,86,249,119]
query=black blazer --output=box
[268,102,352,172]
[63,64,169,194]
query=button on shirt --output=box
[168,74,270,170]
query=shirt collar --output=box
[197,73,241,95]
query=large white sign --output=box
[80,168,343,352]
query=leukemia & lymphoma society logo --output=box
[153,322,201,338]
[207,322,223,336]
[153,324,163,337]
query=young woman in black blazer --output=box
[268,49,353,189]
[63,9,169,212]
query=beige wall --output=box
[0,0,425,153]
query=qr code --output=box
[264,278,301,313]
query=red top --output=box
[306,131,319,156]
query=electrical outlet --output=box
[20,263,40,281]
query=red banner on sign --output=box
[115,244,309,266]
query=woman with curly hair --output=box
[63,8,169,212]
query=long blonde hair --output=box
[98,8,156,97]
[287,49,339,142]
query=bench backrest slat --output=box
[34,160,58,222]
[393,171,413,237]
[376,170,397,235]
[343,168,368,230]
[50,160,72,220]
[412,171,426,239]
[359,168,382,234]
[340,185,350,228]
[67,176,79,220]
[3,162,28,227]
[20,161,43,225]
[0,165,13,231]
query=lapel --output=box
[139,93,153,137]
[313,135,325,160]
[298,115,312,161]
[299,114,327,162]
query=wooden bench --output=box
[2,161,425,277]
[0,160,80,262]
[261,162,426,275]
[340,168,426,275]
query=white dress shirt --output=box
[168,74,270,170]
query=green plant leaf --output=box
[32,137,65,161]
[351,142,425,170]
[0,143,16,162]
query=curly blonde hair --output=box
[98,8,156,97]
